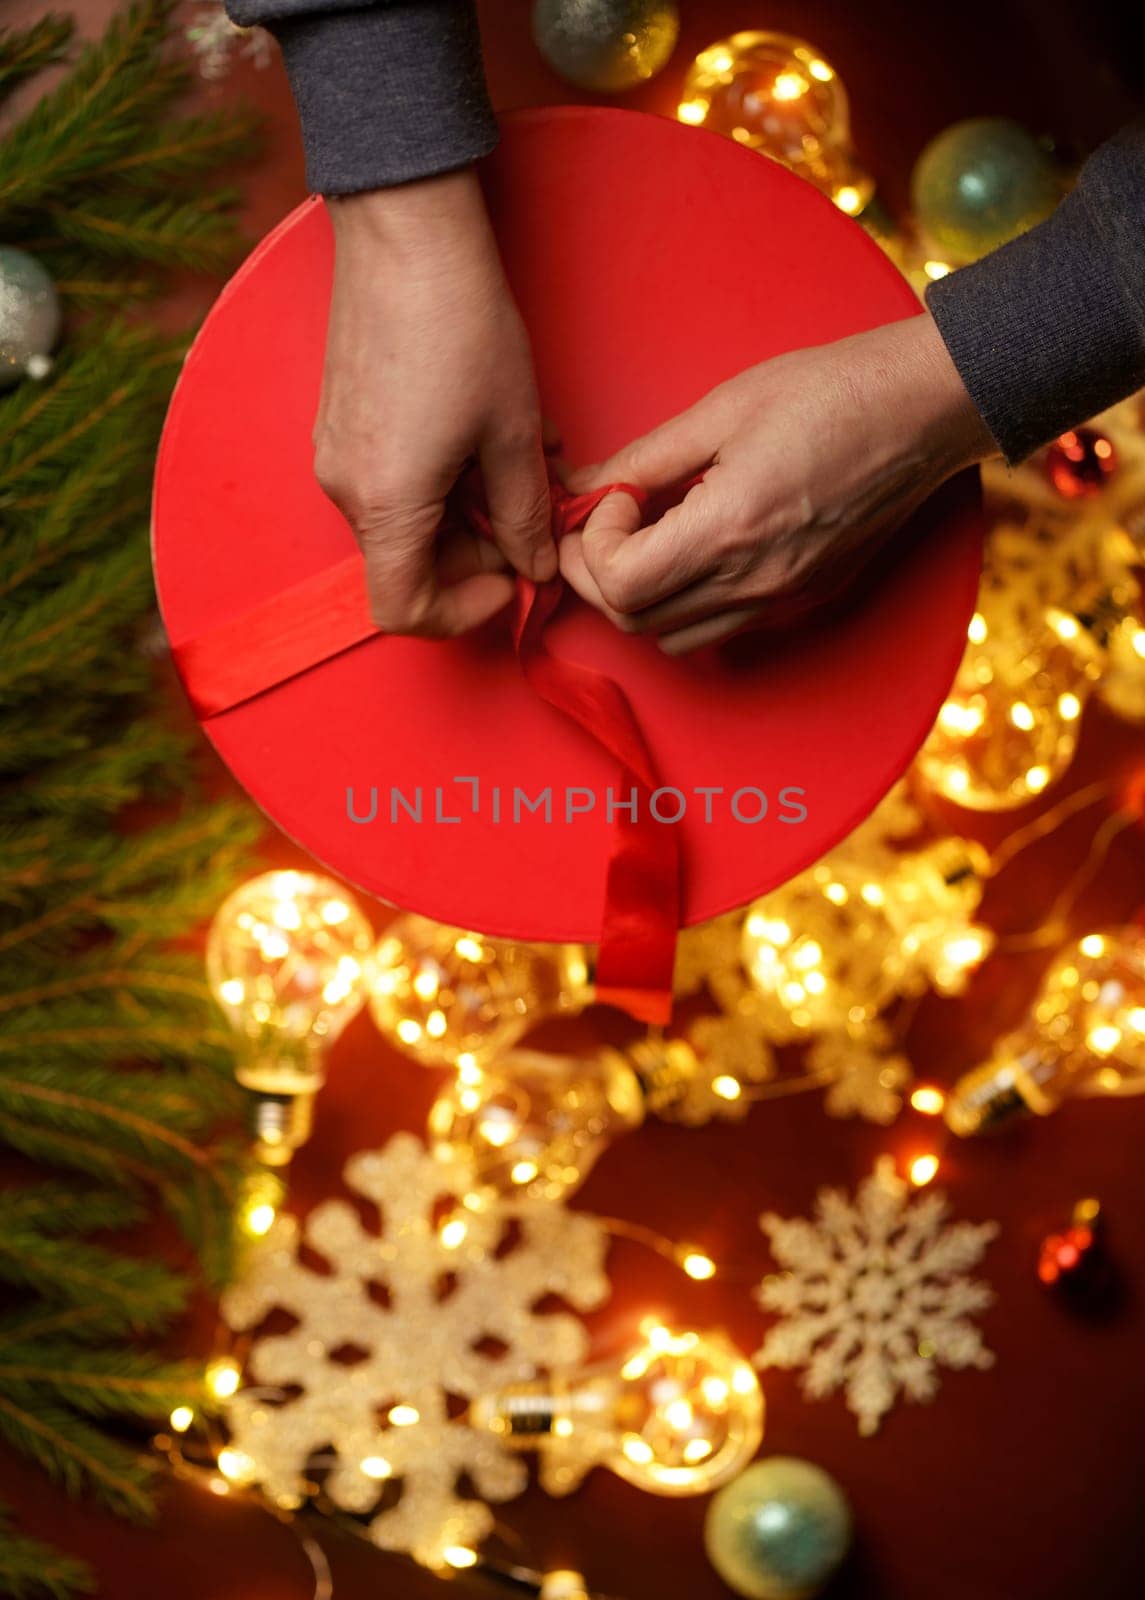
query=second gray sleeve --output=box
[225,0,498,194]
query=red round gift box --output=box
[152,106,982,949]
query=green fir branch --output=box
[0,3,265,1586]
[0,1222,185,1331]
[103,106,261,186]
[0,15,74,101]
[0,1392,157,1522]
[42,189,243,273]
[0,1503,94,1599]
[0,721,189,821]
[0,2,185,220]
[0,1347,200,1422]
[0,1184,142,1236]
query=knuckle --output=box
[312,444,408,522]
[597,566,640,615]
[368,584,434,637]
[312,444,343,497]
[496,486,552,543]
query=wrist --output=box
[906,312,998,472]
[328,168,493,257]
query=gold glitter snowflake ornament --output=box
[221,1133,611,1566]
[809,1024,913,1125]
[753,1158,997,1435]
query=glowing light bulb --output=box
[679,32,873,214]
[540,1572,590,1600]
[469,1326,763,1497]
[205,1359,241,1400]
[217,1448,255,1483]
[742,861,907,1034]
[947,925,1145,1134]
[909,1154,940,1187]
[680,1249,717,1280]
[208,872,374,1163]
[428,1047,644,1202]
[916,608,1088,810]
[369,915,590,1069]
[910,1086,946,1116]
[884,837,994,995]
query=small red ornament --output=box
[1037,1197,1101,1287]
[1043,428,1118,498]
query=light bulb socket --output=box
[622,1037,699,1116]
[558,946,596,1012]
[250,1092,314,1166]
[1071,585,1125,653]
[945,1058,1036,1136]
[236,1050,323,1098]
[470,1382,561,1442]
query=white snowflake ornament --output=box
[221,1132,611,1565]
[186,2,273,80]
[753,1158,997,1436]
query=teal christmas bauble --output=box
[533,0,679,92]
[911,117,1059,263]
[704,1457,852,1600]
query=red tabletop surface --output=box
[4,3,1144,1598]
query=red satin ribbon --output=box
[172,475,679,1025]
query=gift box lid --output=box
[152,106,982,1017]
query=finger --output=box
[435,526,510,585]
[657,607,760,656]
[615,574,733,635]
[420,572,517,636]
[559,531,634,629]
[480,425,558,583]
[566,403,718,496]
[358,504,508,638]
[578,488,644,576]
[581,478,722,614]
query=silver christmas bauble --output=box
[533,0,679,92]
[0,247,60,390]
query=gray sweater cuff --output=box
[234,1,498,194]
[925,130,1145,465]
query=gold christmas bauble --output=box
[678,32,872,214]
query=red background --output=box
[5,3,1145,1598]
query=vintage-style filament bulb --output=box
[469,1324,763,1497]
[947,926,1145,1134]
[369,916,591,1069]
[207,870,374,1162]
[428,1047,644,1201]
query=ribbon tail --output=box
[514,559,678,1026]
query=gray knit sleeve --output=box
[224,0,498,195]
[926,126,1145,464]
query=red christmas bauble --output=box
[1044,428,1118,499]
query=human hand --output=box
[560,314,996,653]
[314,169,557,637]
